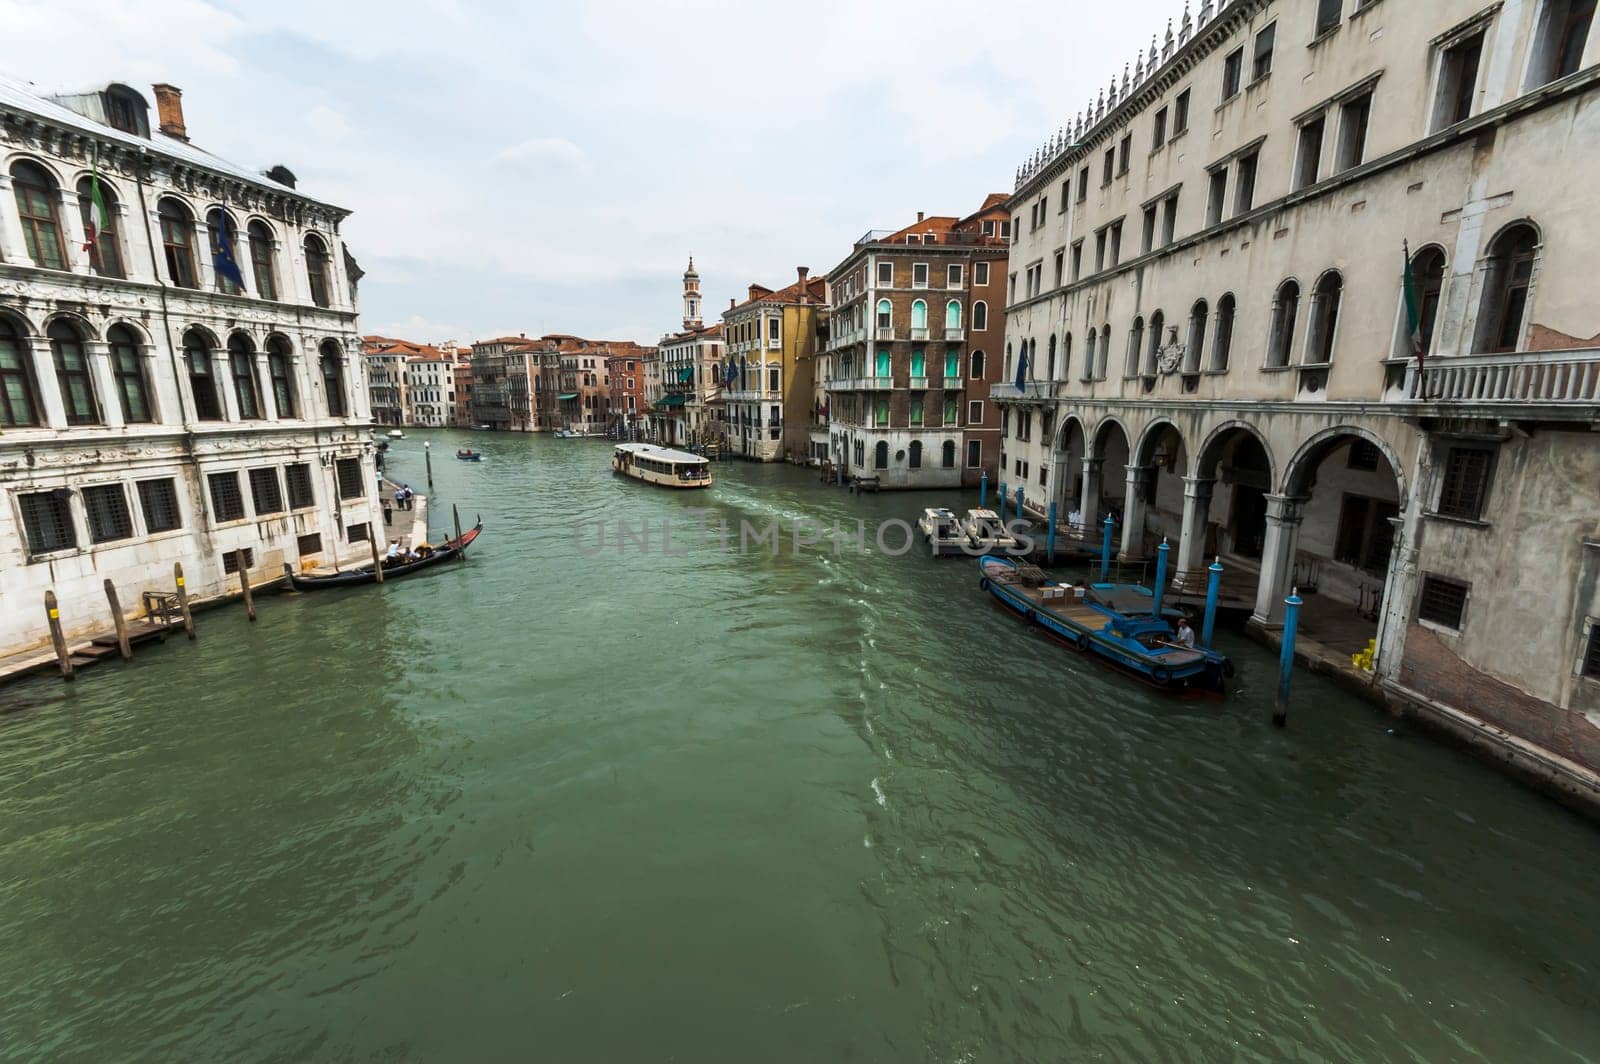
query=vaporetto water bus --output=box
[611,443,713,489]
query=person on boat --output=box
[1174,617,1196,649]
[385,539,402,562]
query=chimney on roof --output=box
[729,297,736,309]
[151,83,188,141]
[916,211,924,223]
[796,266,809,303]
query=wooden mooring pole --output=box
[453,504,464,560]
[44,590,73,681]
[368,525,385,583]
[174,562,196,639]
[234,549,256,621]
[103,579,131,660]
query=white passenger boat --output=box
[611,442,712,489]
[386,429,405,439]
[962,508,1021,554]
[917,507,968,557]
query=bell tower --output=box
[683,256,702,330]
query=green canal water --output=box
[2,429,1598,1062]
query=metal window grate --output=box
[346,521,369,543]
[1418,575,1469,630]
[18,491,75,554]
[137,478,182,533]
[83,484,134,544]
[285,463,315,509]
[1437,447,1493,519]
[296,532,323,557]
[336,457,364,500]
[249,467,284,515]
[1584,626,1600,678]
[221,547,255,574]
[208,471,245,522]
[1347,439,1382,471]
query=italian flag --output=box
[84,144,111,252]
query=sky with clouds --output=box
[8,0,1184,345]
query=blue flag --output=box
[213,209,247,291]
[724,363,737,386]
[1015,348,1029,392]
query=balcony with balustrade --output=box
[1384,350,1600,415]
[990,380,1065,403]
[944,327,965,343]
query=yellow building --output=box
[717,268,828,462]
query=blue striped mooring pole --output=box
[1047,501,1057,565]
[980,470,988,509]
[1099,514,1114,581]
[1152,537,1170,618]
[1202,556,1224,648]
[1273,588,1304,728]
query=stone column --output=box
[1119,464,1154,559]
[140,342,171,423]
[192,220,215,291]
[1373,428,1432,681]
[1252,493,1305,627]
[1078,456,1103,531]
[0,173,22,262]
[84,340,123,427]
[213,347,240,421]
[29,336,69,428]
[255,356,277,421]
[1174,475,1216,585]
[57,187,90,274]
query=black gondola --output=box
[284,522,483,590]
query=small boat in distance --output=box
[612,442,712,489]
[978,554,1231,695]
[456,449,482,461]
[386,429,405,439]
[917,507,968,557]
[285,522,483,591]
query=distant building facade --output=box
[0,76,378,658]
[718,269,828,462]
[824,199,1011,487]
[652,259,723,448]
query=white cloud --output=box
[492,137,591,174]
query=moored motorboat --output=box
[978,554,1231,694]
[285,522,482,590]
[917,507,968,557]
[962,508,1024,555]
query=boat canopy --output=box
[614,442,706,465]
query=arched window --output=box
[319,340,347,416]
[1213,294,1236,371]
[1185,300,1209,373]
[304,235,332,308]
[874,399,889,427]
[1478,224,1539,352]
[875,348,891,378]
[158,198,198,288]
[1004,342,1012,380]
[1145,311,1166,376]
[1307,271,1342,364]
[248,221,279,301]
[107,324,151,423]
[76,176,124,278]
[1127,317,1145,378]
[206,208,243,295]
[911,299,928,331]
[1096,327,1109,381]
[910,349,925,379]
[972,300,988,331]
[875,440,889,468]
[267,336,297,418]
[941,439,957,468]
[1046,334,1057,380]
[48,321,99,425]
[943,396,958,425]
[971,350,985,379]
[1063,333,1076,381]
[1085,328,1098,381]
[1402,247,1447,357]
[909,440,923,468]
[1266,281,1300,367]
[945,300,962,331]
[228,334,261,418]
[184,329,222,420]
[0,317,41,427]
[876,298,892,331]
[12,161,68,270]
